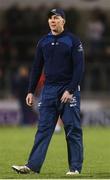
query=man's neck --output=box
[51,28,64,36]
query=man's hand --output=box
[26,93,34,106]
[60,90,73,103]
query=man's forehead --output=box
[48,14,63,19]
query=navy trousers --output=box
[27,84,83,173]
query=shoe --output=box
[55,124,61,133]
[66,170,79,175]
[12,165,31,174]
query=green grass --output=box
[0,126,110,179]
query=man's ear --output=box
[63,19,66,25]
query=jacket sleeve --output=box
[66,38,84,93]
[28,41,44,94]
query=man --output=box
[12,8,84,175]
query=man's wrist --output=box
[66,89,73,94]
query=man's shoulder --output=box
[37,33,52,47]
[65,32,83,51]
[37,34,48,44]
[66,31,80,42]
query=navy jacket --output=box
[28,30,84,94]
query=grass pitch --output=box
[0,126,110,179]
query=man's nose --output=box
[50,17,55,22]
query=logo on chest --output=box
[51,42,59,46]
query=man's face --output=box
[48,15,65,33]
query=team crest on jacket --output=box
[69,96,77,107]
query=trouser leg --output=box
[26,98,59,173]
[61,91,83,173]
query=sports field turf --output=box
[0,126,110,179]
